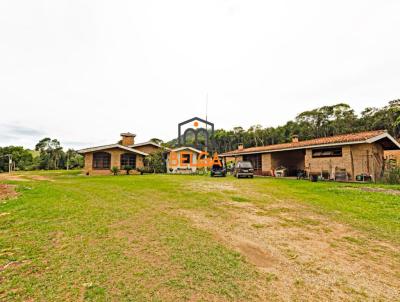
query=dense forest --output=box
[210,100,400,153]
[0,138,83,173]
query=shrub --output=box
[384,167,400,184]
[136,166,154,175]
[110,166,120,176]
[123,165,133,175]
[144,151,166,173]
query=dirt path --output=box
[179,197,400,301]
[0,173,53,182]
[0,184,18,200]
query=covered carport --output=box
[270,149,305,176]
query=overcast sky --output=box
[1,0,399,149]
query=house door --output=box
[243,154,262,175]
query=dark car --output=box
[233,161,254,178]
[210,163,227,177]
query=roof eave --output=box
[366,133,400,149]
[169,146,202,153]
[220,140,369,157]
[77,144,149,156]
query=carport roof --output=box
[220,130,400,157]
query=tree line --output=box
[211,100,399,153]
[0,138,83,173]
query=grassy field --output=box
[0,171,399,301]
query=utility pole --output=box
[0,154,13,173]
[9,155,12,173]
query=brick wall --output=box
[304,143,384,181]
[121,136,135,146]
[253,142,386,180]
[261,153,272,175]
[305,146,352,178]
[134,145,161,154]
[351,143,384,180]
[385,150,400,166]
[83,148,145,175]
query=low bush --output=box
[384,167,400,184]
[137,166,154,175]
[123,165,133,175]
[110,166,120,176]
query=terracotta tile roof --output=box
[221,130,387,156]
[77,144,148,156]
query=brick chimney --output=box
[238,143,244,150]
[292,135,299,143]
[120,132,136,146]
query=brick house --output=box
[78,133,165,175]
[220,130,400,181]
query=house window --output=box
[312,147,342,158]
[93,152,111,169]
[120,153,136,169]
[180,152,192,165]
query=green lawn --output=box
[0,172,399,301]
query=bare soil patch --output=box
[0,174,29,182]
[28,175,53,181]
[179,199,400,301]
[0,184,18,200]
[359,187,400,195]
[0,173,53,182]
[0,261,24,272]
[187,180,239,193]
[343,186,400,195]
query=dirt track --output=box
[180,198,400,301]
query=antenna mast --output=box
[205,93,208,124]
[205,93,209,154]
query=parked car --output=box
[210,163,227,177]
[233,161,254,178]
